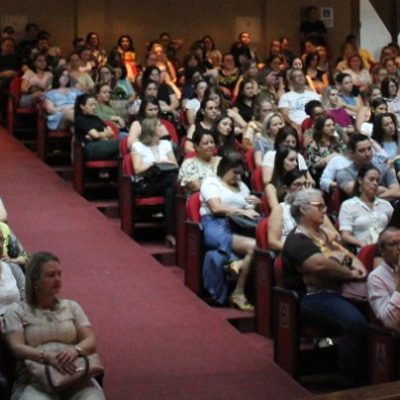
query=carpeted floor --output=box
[0,128,308,399]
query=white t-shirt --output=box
[278,90,320,125]
[262,150,308,170]
[200,176,251,216]
[131,140,173,165]
[0,262,20,315]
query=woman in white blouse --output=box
[339,165,393,250]
[131,117,178,247]
[200,152,260,310]
[178,130,220,194]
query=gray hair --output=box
[290,188,323,223]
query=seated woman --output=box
[185,98,220,153]
[94,82,126,137]
[68,51,94,92]
[115,34,138,84]
[243,96,275,150]
[268,169,337,252]
[356,97,388,138]
[265,145,301,209]
[0,198,7,222]
[283,189,368,387]
[343,54,372,94]
[218,53,240,100]
[4,251,105,400]
[200,152,260,309]
[253,112,284,167]
[131,118,178,247]
[371,112,399,161]
[262,126,311,185]
[232,78,256,123]
[74,93,120,161]
[20,53,52,108]
[212,113,242,157]
[178,130,220,195]
[303,51,329,94]
[141,66,180,118]
[0,222,29,268]
[127,96,168,149]
[306,115,346,183]
[339,165,393,250]
[43,68,81,130]
[0,258,25,321]
[335,72,363,118]
[185,80,208,126]
[322,86,354,129]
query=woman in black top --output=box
[74,93,119,161]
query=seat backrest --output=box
[273,255,284,288]
[9,76,22,104]
[119,136,130,156]
[251,167,264,193]
[104,120,119,138]
[256,217,268,250]
[186,192,201,223]
[123,153,134,176]
[358,243,378,273]
[260,194,271,217]
[245,148,256,172]
[161,119,178,143]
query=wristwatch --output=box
[74,345,83,356]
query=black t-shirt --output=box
[235,100,254,122]
[0,54,21,73]
[282,229,320,295]
[75,114,106,143]
[157,83,173,105]
[300,20,327,35]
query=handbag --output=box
[143,162,178,180]
[25,353,104,393]
[227,214,262,237]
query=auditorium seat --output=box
[119,153,165,238]
[184,192,204,295]
[7,76,37,138]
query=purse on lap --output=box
[227,214,262,237]
[25,353,104,393]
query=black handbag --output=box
[143,163,178,180]
[227,214,262,237]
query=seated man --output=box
[336,133,400,200]
[283,188,368,387]
[368,227,400,330]
[278,69,320,131]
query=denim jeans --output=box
[301,291,368,383]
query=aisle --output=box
[0,128,307,400]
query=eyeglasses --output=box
[292,181,313,189]
[231,168,244,176]
[308,202,327,212]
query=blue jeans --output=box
[301,291,368,383]
[201,215,237,304]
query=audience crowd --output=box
[3,8,400,394]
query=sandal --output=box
[224,260,242,277]
[229,293,254,311]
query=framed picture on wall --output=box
[321,7,334,28]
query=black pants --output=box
[84,140,120,161]
[136,171,177,234]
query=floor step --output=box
[91,200,120,219]
[53,165,73,181]
[140,241,176,266]
[210,306,255,333]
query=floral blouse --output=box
[178,156,220,194]
[306,137,346,170]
